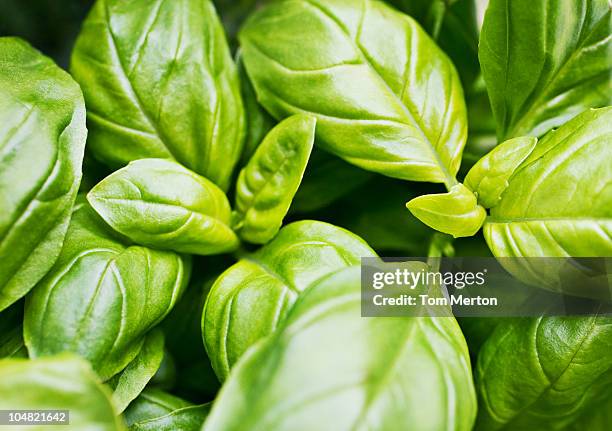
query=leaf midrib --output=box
[302,0,458,188]
[504,6,610,139]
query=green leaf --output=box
[465,136,538,208]
[239,0,467,188]
[24,200,191,381]
[479,0,612,140]
[202,220,376,380]
[70,0,244,190]
[109,329,165,413]
[475,315,612,430]
[0,37,87,311]
[203,266,477,431]
[234,115,316,243]
[407,184,486,237]
[87,158,238,255]
[386,0,481,90]
[124,388,210,431]
[0,354,125,430]
[484,108,612,259]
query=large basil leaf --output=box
[475,315,612,430]
[87,159,238,255]
[70,0,244,190]
[24,200,191,381]
[109,329,165,413]
[203,266,477,431]
[0,37,87,311]
[483,108,612,259]
[387,0,481,90]
[480,0,612,140]
[0,354,125,430]
[239,0,467,187]
[202,221,376,380]
[234,114,316,244]
[124,388,210,431]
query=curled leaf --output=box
[406,184,486,237]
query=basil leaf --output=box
[387,0,481,89]
[475,315,612,430]
[203,266,477,431]
[0,38,87,311]
[465,136,538,209]
[109,329,165,413]
[479,0,612,140]
[234,115,316,244]
[202,220,376,380]
[24,200,191,381]
[239,0,467,187]
[407,183,486,238]
[87,159,238,255]
[70,0,244,190]
[124,388,210,431]
[484,108,612,259]
[0,354,125,430]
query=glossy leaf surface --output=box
[204,266,477,431]
[234,115,316,243]
[124,388,210,431]
[480,0,612,139]
[71,0,244,190]
[109,329,165,413]
[484,108,612,258]
[476,315,612,430]
[202,221,376,380]
[88,159,238,255]
[407,184,486,237]
[24,200,190,380]
[0,38,87,311]
[465,136,537,209]
[240,0,467,187]
[0,354,125,430]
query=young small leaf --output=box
[465,136,538,209]
[406,184,486,238]
[234,114,316,244]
